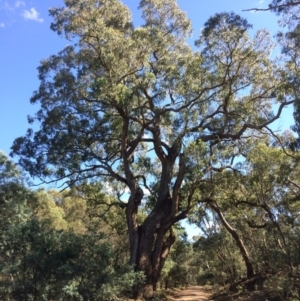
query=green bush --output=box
[0,215,144,301]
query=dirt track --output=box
[167,286,213,301]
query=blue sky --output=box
[0,0,292,157]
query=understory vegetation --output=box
[3,141,300,300]
[2,0,300,300]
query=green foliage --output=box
[10,1,291,195]
[0,154,144,300]
[158,232,198,289]
[268,1,300,151]
[7,0,299,297]
[0,151,21,184]
[191,139,300,299]
[0,217,144,301]
[193,226,243,286]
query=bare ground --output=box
[167,286,213,301]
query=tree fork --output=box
[134,222,176,298]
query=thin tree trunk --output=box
[210,202,255,291]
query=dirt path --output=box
[167,286,213,301]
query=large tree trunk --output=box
[128,192,177,299]
[136,225,176,298]
[123,122,186,299]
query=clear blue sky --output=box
[0,0,292,157]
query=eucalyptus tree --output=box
[247,0,300,13]
[11,0,295,297]
[268,0,300,150]
[247,0,300,149]
[193,140,300,295]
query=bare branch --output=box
[243,1,300,13]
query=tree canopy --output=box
[10,0,298,298]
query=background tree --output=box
[246,0,300,150]
[11,0,295,297]
[191,139,300,299]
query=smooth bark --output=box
[210,202,255,291]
